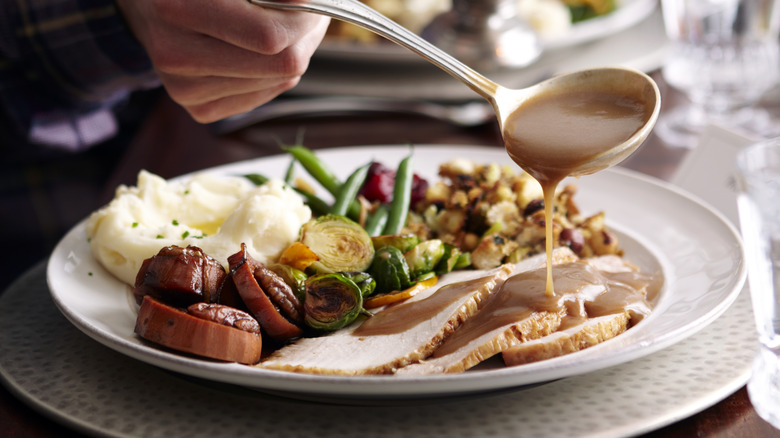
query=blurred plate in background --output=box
[293,5,666,101]
[315,0,658,63]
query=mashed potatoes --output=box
[86,170,311,286]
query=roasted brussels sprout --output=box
[453,252,472,270]
[343,271,376,297]
[300,214,375,274]
[371,234,420,253]
[369,246,412,294]
[303,273,364,331]
[404,239,445,278]
[434,243,463,275]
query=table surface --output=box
[2,70,779,437]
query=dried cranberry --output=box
[523,199,545,216]
[559,228,585,255]
[359,161,429,207]
[411,174,429,205]
[359,162,395,203]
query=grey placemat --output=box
[0,261,756,438]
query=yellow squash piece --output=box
[279,242,319,272]
[364,276,439,309]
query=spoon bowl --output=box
[495,67,661,179]
[249,0,661,176]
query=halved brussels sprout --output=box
[369,246,412,294]
[343,271,376,297]
[300,214,375,274]
[434,243,460,275]
[453,252,472,270]
[434,243,471,274]
[371,234,420,253]
[404,239,445,279]
[303,273,363,331]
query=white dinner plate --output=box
[316,0,658,62]
[47,145,745,400]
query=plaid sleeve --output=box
[0,0,161,150]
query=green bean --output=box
[297,191,331,217]
[283,145,341,196]
[244,173,330,216]
[364,204,389,237]
[283,146,365,220]
[244,173,268,186]
[331,162,371,216]
[382,152,413,235]
[284,159,296,185]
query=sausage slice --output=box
[134,296,263,364]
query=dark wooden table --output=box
[2,72,779,437]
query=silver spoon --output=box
[249,0,661,176]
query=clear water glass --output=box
[658,0,780,148]
[736,137,780,429]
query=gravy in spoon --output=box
[503,89,654,295]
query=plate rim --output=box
[46,144,746,399]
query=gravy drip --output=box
[430,261,653,358]
[352,274,501,337]
[502,90,652,295]
[352,260,655,345]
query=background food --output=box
[325,0,616,43]
[326,0,452,42]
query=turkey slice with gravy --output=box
[259,248,576,375]
[501,312,630,366]
[398,255,655,375]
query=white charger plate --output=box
[46,145,745,399]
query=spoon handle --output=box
[248,0,500,100]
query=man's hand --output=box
[116,0,330,123]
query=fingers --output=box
[155,33,321,122]
[183,78,301,123]
[161,0,330,55]
[148,26,321,79]
[116,0,330,123]
[158,73,290,106]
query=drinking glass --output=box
[736,137,780,429]
[658,0,780,148]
